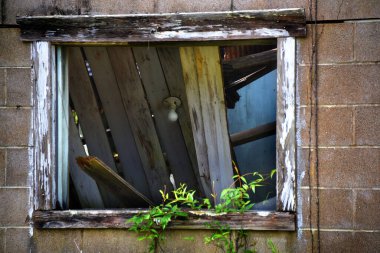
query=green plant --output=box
[129,166,278,253]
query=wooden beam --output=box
[17,9,306,43]
[82,47,151,199]
[276,38,296,212]
[68,111,104,208]
[33,209,296,231]
[180,46,234,203]
[68,47,126,208]
[107,47,173,204]
[132,47,201,194]
[157,47,205,197]
[230,121,276,147]
[76,157,153,207]
[222,49,277,74]
[32,42,56,210]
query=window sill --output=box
[33,210,295,231]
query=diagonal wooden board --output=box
[77,156,154,207]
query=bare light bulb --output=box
[168,108,178,122]
[163,97,181,122]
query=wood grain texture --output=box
[68,47,125,208]
[132,47,200,193]
[276,38,296,212]
[179,46,234,203]
[83,47,151,198]
[17,9,306,43]
[76,156,154,207]
[230,121,276,147]
[157,47,204,196]
[68,111,104,208]
[33,209,295,230]
[32,42,56,210]
[107,47,172,204]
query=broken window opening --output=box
[58,41,280,211]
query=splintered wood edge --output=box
[33,210,296,231]
[17,8,306,43]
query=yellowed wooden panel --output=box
[179,46,233,202]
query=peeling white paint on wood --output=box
[32,42,55,210]
[277,37,296,212]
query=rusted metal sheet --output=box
[17,9,306,43]
[33,209,295,231]
[276,38,296,212]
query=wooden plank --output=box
[222,49,277,75]
[17,9,306,42]
[68,47,125,208]
[56,46,69,209]
[157,47,204,196]
[276,38,296,212]
[82,47,151,198]
[107,47,173,204]
[179,46,234,203]
[230,121,276,147]
[68,111,104,208]
[76,157,154,207]
[32,42,56,210]
[33,209,296,231]
[132,47,200,194]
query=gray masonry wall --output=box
[0,0,379,252]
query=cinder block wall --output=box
[0,28,33,252]
[0,0,379,252]
[296,22,380,252]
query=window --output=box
[19,9,304,229]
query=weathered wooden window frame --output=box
[19,9,305,230]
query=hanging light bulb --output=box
[163,97,181,122]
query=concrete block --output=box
[83,230,145,253]
[0,109,31,147]
[352,232,380,253]
[355,106,380,145]
[297,24,354,65]
[0,150,4,186]
[302,148,380,188]
[355,190,380,230]
[302,189,353,229]
[318,0,380,21]
[2,0,78,24]
[156,0,230,13]
[355,21,380,62]
[0,29,30,67]
[319,231,354,252]
[6,68,32,107]
[32,229,83,253]
[6,148,29,187]
[90,0,155,14]
[298,64,380,105]
[233,0,310,19]
[0,229,4,253]
[0,70,5,106]
[299,107,353,146]
[5,228,30,253]
[0,188,29,226]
